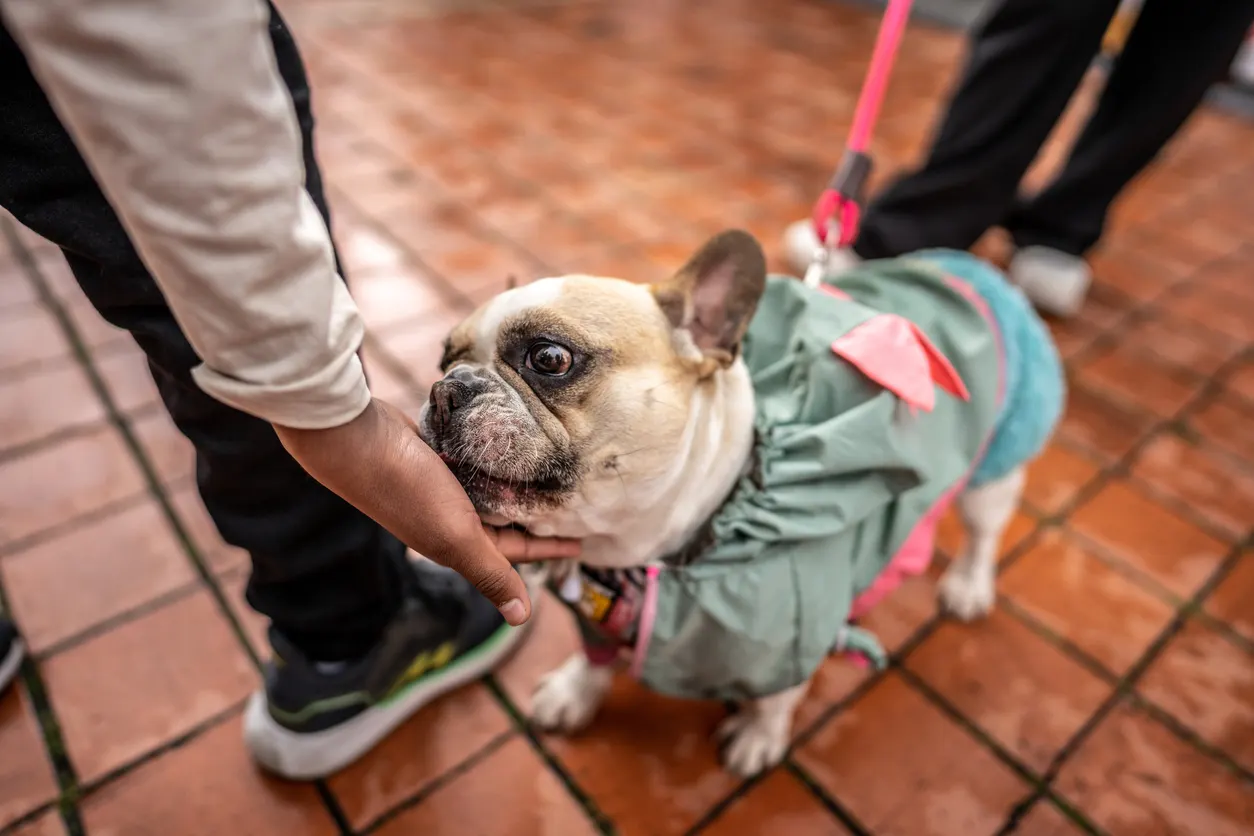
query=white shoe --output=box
[782,219,861,276]
[1008,246,1091,318]
[1232,37,1254,88]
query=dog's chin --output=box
[438,452,573,522]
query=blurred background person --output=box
[785,0,1254,318]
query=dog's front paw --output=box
[530,654,612,734]
[717,710,790,777]
[937,562,995,621]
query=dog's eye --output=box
[525,341,573,376]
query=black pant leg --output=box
[1006,0,1254,255]
[0,5,405,662]
[853,0,1121,258]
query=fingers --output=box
[425,513,535,626]
[485,526,583,563]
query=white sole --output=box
[243,622,526,780]
[0,638,24,693]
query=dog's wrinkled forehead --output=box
[440,276,679,371]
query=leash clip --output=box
[803,227,835,289]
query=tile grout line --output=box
[994,336,1254,829]
[480,676,617,834]
[0,218,364,835]
[0,218,87,836]
[313,38,1246,830]
[356,729,515,835]
[986,328,1254,828]
[992,538,1253,834]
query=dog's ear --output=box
[652,230,767,371]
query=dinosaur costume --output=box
[554,250,1064,702]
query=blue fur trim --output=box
[910,249,1065,487]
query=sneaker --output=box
[0,616,24,694]
[782,219,861,276]
[243,560,529,780]
[1008,246,1091,318]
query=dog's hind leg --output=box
[717,681,810,777]
[938,465,1026,621]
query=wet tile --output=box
[1129,434,1254,541]
[1222,360,1254,403]
[336,220,409,274]
[348,263,458,331]
[370,736,595,836]
[329,683,513,830]
[1000,530,1175,675]
[1012,801,1086,835]
[0,427,147,547]
[1046,317,1100,362]
[1057,385,1155,464]
[1187,392,1254,466]
[1070,481,1229,599]
[422,243,539,305]
[361,343,425,406]
[1,501,197,654]
[0,363,106,452]
[129,409,195,487]
[80,712,338,836]
[0,688,59,828]
[795,674,1026,836]
[1055,701,1254,836]
[41,589,256,783]
[6,812,68,836]
[494,589,582,710]
[906,611,1111,772]
[1137,619,1253,773]
[62,297,129,352]
[1115,314,1242,378]
[1087,248,1179,305]
[0,306,70,373]
[94,345,161,415]
[26,251,81,303]
[1205,554,1254,643]
[1074,283,1136,332]
[372,306,468,389]
[166,483,248,576]
[542,675,740,835]
[1022,445,1102,516]
[217,568,269,660]
[0,262,39,309]
[1074,344,1205,418]
[1165,284,1253,343]
[704,770,851,835]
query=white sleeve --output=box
[0,0,372,429]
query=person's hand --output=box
[272,398,580,625]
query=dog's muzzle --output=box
[426,366,492,437]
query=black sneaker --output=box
[0,616,24,694]
[243,559,529,780]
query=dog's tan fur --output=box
[418,231,1026,776]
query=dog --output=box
[417,229,1064,777]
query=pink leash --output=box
[809,0,914,254]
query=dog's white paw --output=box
[937,564,995,621]
[530,655,611,734]
[717,710,790,777]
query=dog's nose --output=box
[427,366,489,436]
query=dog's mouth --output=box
[437,452,572,505]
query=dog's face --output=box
[417,230,767,536]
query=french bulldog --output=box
[417,229,1059,776]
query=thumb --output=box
[430,517,533,626]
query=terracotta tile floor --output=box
[1,0,1252,833]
